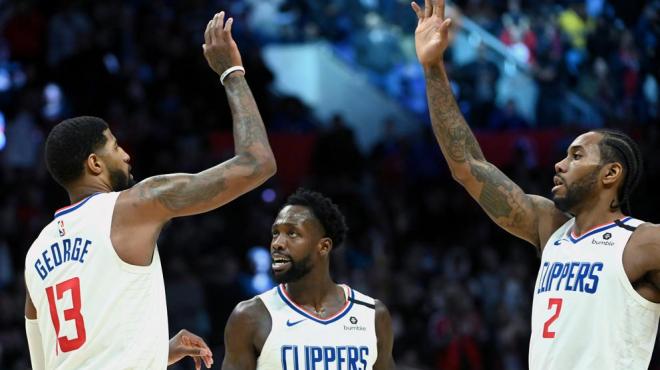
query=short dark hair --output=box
[45,116,109,186]
[592,129,643,214]
[283,188,348,248]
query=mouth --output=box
[271,255,292,272]
[552,176,564,193]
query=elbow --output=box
[261,155,277,178]
[449,165,471,185]
[246,149,277,180]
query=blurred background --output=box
[0,0,658,369]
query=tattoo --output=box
[469,162,531,229]
[136,174,225,211]
[224,77,271,155]
[129,77,274,217]
[425,66,485,163]
[136,153,261,212]
[425,65,536,237]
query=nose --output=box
[271,234,286,252]
[554,158,567,174]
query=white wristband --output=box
[220,66,245,86]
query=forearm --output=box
[424,62,541,243]
[424,63,485,179]
[224,75,275,165]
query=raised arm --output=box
[373,300,396,370]
[411,0,567,249]
[111,12,276,264]
[122,11,275,220]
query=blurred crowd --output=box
[241,0,659,127]
[0,0,659,369]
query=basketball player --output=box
[411,0,660,368]
[24,11,276,369]
[221,189,395,370]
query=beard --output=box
[109,168,134,191]
[553,168,599,213]
[272,253,313,284]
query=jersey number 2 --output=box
[45,277,86,353]
[542,298,562,338]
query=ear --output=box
[318,237,333,257]
[602,162,623,186]
[86,153,104,176]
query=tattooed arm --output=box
[411,0,567,249]
[111,12,276,265]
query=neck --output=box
[284,269,339,309]
[67,183,111,203]
[572,197,625,236]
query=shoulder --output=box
[230,296,269,324]
[374,299,392,329]
[630,222,660,247]
[226,296,271,335]
[225,296,272,349]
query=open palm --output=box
[411,0,452,66]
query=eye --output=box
[271,230,279,237]
[573,153,582,160]
[288,231,298,237]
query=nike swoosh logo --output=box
[286,319,306,327]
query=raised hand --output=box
[411,0,452,67]
[168,329,214,369]
[203,11,244,78]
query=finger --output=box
[411,2,423,19]
[204,20,213,45]
[436,0,445,20]
[194,356,201,370]
[440,18,451,37]
[187,335,213,354]
[214,11,225,41]
[209,14,219,44]
[224,17,234,38]
[440,18,451,31]
[424,0,432,17]
[203,354,213,368]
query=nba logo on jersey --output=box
[57,220,66,237]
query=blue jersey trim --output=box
[277,285,355,325]
[54,192,102,219]
[567,216,632,243]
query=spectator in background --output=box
[499,0,537,65]
[488,99,529,129]
[1,0,660,369]
[456,44,500,126]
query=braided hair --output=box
[592,129,643,215]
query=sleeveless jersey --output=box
[529,216,660,370]
[24,192,169,369]
[256,284,378,370]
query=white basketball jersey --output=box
[256,284,378,370]
[24,192,169,370]
[529,216,660,370]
